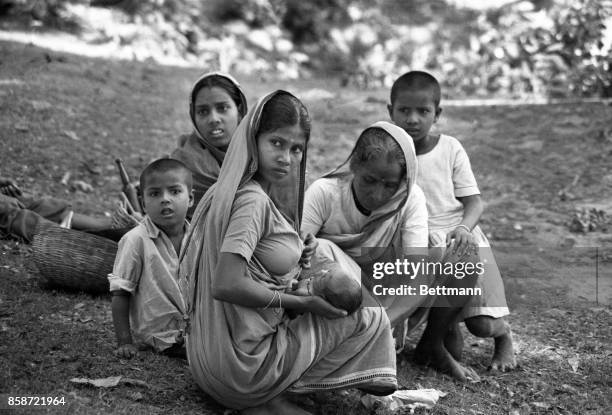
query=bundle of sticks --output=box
[115,158,144,215]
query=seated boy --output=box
[387,70,516,373]
[108,158,194,358]
[293,263,363,314]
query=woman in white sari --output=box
[179,91,397,414]
[302,122,480,382]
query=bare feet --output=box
[240,395,313,415]
[414,336,479,382]
[428,344,480,382]
[489,322,516,371]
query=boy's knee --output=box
[465,315,496,338]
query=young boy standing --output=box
[388,71,516,372]
[108,158,194,358]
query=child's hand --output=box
[446,226,475,257]
[299,233,318,269]
[115,343,137,359]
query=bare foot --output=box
[444,324,464,362]
[429,345,480,382]
[489,322,516,372]
[240,395,313,415]
[414,337,479,382]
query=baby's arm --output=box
[111,290,137,358]
[447,194,483,255]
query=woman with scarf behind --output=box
[302,122,480,382]
[171,72,248,218]
[179,91,397,414]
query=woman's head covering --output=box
[180,89,309,312]
[188,71,248,162]
[319,121,419,256]
[171,72,248,215]
[178,90,311,408]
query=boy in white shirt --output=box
[388,71,516,372]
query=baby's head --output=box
[387,71,442,144]
[139,158,194,230]
[314,264,362,314]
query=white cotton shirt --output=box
[416,134,480,231]
[302,177,429,249]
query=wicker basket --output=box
[31,223,118,295]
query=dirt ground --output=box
[1,40,611,414]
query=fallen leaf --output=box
[532,401,550,409]
[30,100,52,110]
[567,356,580,373]
[15,123,29,132]
[60,171,71,185]
[70,376,122,388]
[69,376,149,389]
[63,130,80,141]
[71,180,93,193]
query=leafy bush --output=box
[3,0,610,97]
[427,0,612,98]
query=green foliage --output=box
[281,0,351,44]
[430,0,612,98]
[204,0,278,28]
[3,0,610,98]
[1,0,84,30]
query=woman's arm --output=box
[213,252,347,319]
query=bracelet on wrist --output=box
[455,224,471,233]
[306,278,313,296]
